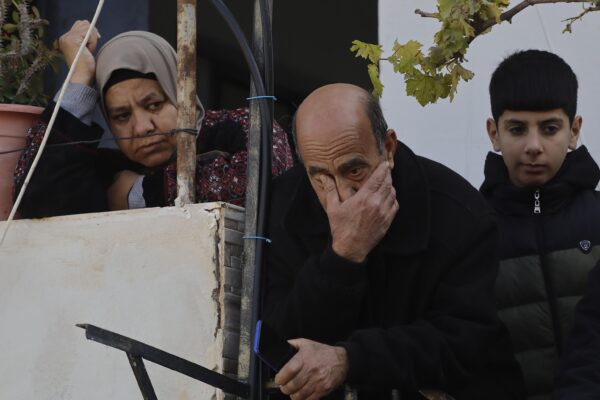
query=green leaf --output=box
[368,63,384,97]
[351,40,383,64]
[453,64,474,81]
[405,74,433,106]
[434,27,467,56]
[3,23,17,33]
[481,3,502,23]
[391,40,424,73]
[392,39,422,58]
[458,18,475,37]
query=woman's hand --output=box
[56,20,101,86]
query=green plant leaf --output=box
[351,40,383,64]
[0,0,57,106]
[3,23,17,33]
[391,40,424,73]
[368,63,384,98]
[406,74,437,106]
[351,0,599,106]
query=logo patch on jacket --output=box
[579,240,592,254]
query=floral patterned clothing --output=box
[14,105,294,217]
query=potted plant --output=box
[0,0,58,219]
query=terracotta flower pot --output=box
[0,104,43,220]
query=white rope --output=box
[535,6,554,52]
[535,5,586,147]
[1,0,105,246]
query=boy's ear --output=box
[486,118,501,152]
[569,115,582,150]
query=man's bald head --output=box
[292,84,388,161]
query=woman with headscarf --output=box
[14,20,294,217]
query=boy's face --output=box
[487,109,581,187]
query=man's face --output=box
[487,109,581,187]
[296,102,396,209]
[105,78,178,167]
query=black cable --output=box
[207,1,272,399]
[0,129,199,156]
[253,1,274,399]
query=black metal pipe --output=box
[251,2,274,399]
[206,1,273,399]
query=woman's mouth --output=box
[138,140,164,153]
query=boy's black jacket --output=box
[480,146,600,400]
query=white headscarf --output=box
[95,31,205,127]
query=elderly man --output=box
[263,84,523,399]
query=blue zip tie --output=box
[246,95,277,101]
[242,235,272,244]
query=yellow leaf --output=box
[351,40,383,64]
[368,64,384,97]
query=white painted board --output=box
[0,205,227,400]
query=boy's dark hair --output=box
[489,50,578,123]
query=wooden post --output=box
[175,0,197,205]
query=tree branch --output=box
[415,0,593,36]
[563,4,600,31]
[473,0,591,35]
[415,9,438,19]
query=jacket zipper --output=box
[533,189,563,355]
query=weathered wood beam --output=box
[176,0,197,205]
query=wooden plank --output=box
[176,0,198,205]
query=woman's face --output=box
[105,78,178,167]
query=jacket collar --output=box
[283,141,431,255]
[480,146,600,215]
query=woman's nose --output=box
[133,113,155,137]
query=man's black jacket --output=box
[264,141,524,399]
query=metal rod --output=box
[175,0,198,205]
[127,353,158,400]
[77,324,250,398]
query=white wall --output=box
[0,204,242,400]
[379,1,600,187]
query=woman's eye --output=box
[113,113,129,122]
[148,101,163,111]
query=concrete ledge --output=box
[0,203,245,400]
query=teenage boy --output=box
[480,49,600,400]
